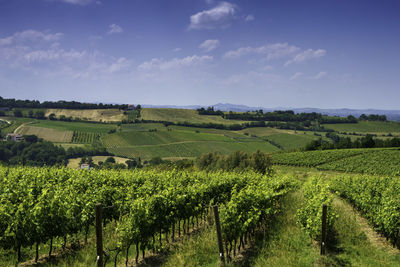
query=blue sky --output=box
[0,0,399,109]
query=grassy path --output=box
[328,197,400,266]
[249,190,320,266]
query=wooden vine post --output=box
[95,203,103,267]
[213,205,225,265]
[321,204,327,255]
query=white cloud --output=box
[285,49,326,66]
[189,2,237,30]
[263,65,274,71]
[0,30,63,46]
[107,24,124,34]
[312,71,328,80]
[223,71,282,86]
[89,35,103,41]
[199,39,220,52]
[0,29,131,78]
[23,48,86,63]
[108,57,131,73]
[224,43,300,60]
[138,55,213,71]
[245,15,255,22]
[173,47,182,52]
[290,72,303,80]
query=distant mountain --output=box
[141,103,400,122]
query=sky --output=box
[0,0,399,109]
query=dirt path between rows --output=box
[13,121,35,134]
[333,197,400,255]
[0,118,11,124]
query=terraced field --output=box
[16,125,73,143]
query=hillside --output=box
[140,108,245,125]
[3,107,400,161]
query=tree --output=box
[126,159,141,169]
[35,111,45,119]
[13,110,23,117]
[149,156,163,165]
[105,157,116,164]
[49,113,56,120]
[250,150,273,175]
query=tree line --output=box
[0,96,128,110]
[0,135,111,166]
[305,133,400,150]
[197,150,273,175]
[197,106,387,124]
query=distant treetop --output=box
[0,96,128,110]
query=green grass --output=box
[107,140,280,159]
[163,226,221,267]
[126,110,140,120]
[67,156,129,168]
[45,108,124,122]
[141,108,245,125]
[272,147,398,168]
[251,191,320,267]
[71,131,103,144]
[0,117,36,133]
[323,121,400,134]
[58,143,86,149]
[103,124,282,159]
[264,133,318,150]
[28,120,116,133]
[16,126,73,143]
[273,147,400,176]
[102,130,231,147]
[327,197,400,266]
[318,148,400,176]
[238,127,287,136]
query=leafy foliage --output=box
[297,176,336,241]
[0,165,295,263]
[197,150,273,174]
[330,174,400,246]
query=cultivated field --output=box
[323,121,400,134]
[140,108,245,125]
[16,125,73,143]
[67,155,130,168]
[0,117,35,134]
[107,140,280,159]
[45,108,125,122]
[264,133,318,150]
[29,120,116,133]
[272,147,400,176]
[102,123,282,159]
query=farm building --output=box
[3,133,23,142]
